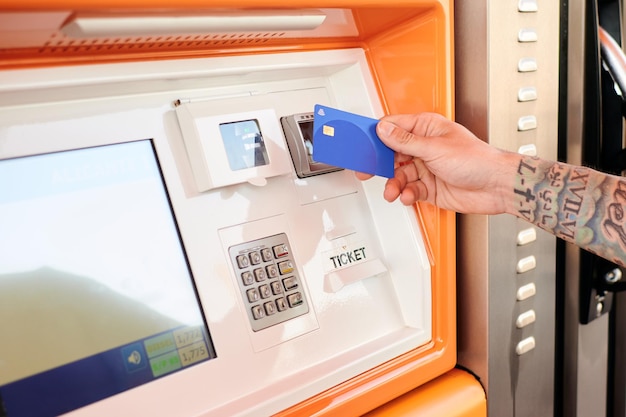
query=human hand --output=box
[356,113,519,214]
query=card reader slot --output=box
[323,258,387,293]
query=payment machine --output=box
[0,1,484,416]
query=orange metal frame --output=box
[0,1,463,415]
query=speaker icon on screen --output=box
[122,343,147,373]
[127,350,142,365]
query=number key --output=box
[251,305,265,320]
[249,251,262,265]
[261,248,273,262]
[259,284,271,299]
[247,288,260,303]
[254,268,267,282]
[236,255,250,269]
[241,271,254,286]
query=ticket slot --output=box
[324,258,388,293]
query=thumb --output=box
[376,120,425,158]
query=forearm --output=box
[507,154,626,267]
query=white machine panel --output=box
[0,49,432,417]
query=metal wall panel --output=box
[455,0,561,415]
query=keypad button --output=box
[236,255,250,269]
[251,305,265,320]
[264,301,277,316]
[287,292,304,308]
[254,268,267,282]
[230,233,309,332]
[271,281,283,295]
[266,264,279,278]
[276,297,288,311]
[283,276,298,291]
[241,271,254,286]
[278,260,294,275]
[261,248,273,262]
[249,251,262,265]
[273,244,289,258]
[247,288,260,303]
[259,284,271,299]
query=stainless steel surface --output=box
[455,0,560,415]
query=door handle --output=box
[599,26,626,107]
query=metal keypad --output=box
[229,233,309,331]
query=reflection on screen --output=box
[298,120,316,163]
[220,119,270,171]
[0,140,215,417]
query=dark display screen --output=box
[0,140,215,417]
[219,119,270,171]
[298,120,316,163]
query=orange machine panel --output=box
[364,369,487,417]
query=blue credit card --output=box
[312,104,395,178]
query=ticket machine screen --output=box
[0,140,215,417]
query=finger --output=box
[377,120,427,159]
[383,163,419,202]
[399,180,429,205]
[385,177,428,206]
[395,152,414,166]
[393,159,422,186]
[404,158,426,182]
[381,113,449,137]
[383,178,402,202]
[354,171,374,181]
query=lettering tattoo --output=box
[513,156,626,267]
[603,181,626,254]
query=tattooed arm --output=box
[512,157,626,267]
[356,112,626,266]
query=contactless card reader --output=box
[281,112,342,178]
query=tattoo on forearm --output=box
[514,156,626,267]
[603,181,626,252]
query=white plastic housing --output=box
[0,49,432,417]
